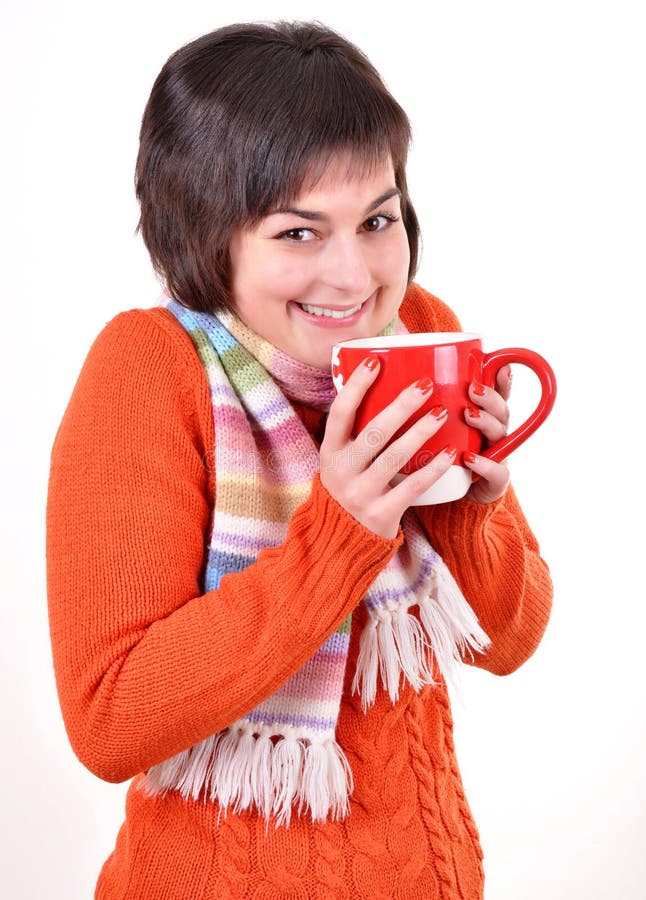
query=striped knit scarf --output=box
[144,300,489,825]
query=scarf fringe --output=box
[352,560,490,711]
[143,727,354,827]
[144,561,489,824]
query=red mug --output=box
[331,332,557,505]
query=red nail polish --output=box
[429,405,448,420]
[472,381,485,397]
[443,445,458,458]
[414,377,434,395]
[467,405,481,418]
[364,356,380,372]
[464,451,478,464]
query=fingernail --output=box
[414,377,434,396]
[466,405,481,418]
[464,451,478,464]
[363,356,380,372]
[429,405,448,420]
[472,381,485,397]
[442,444,458,459]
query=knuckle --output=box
[362,426,385,449]
[361,510,382,532]
[331,394,353,417]
[379,450,405,478]
[343,480,364,509]
[348,447,370,473]
[402,469,426,493]
[404,464,439,494]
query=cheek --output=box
[252,250,314,297]
[373,232,410,284]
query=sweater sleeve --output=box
[46,309,401,783]
[400,283,553,674]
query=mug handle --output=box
[480,348,557,464]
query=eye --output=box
[362,213,398,233]
[277,228,316,242]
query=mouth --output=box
[292,292,376,326]
[298,302,363,319]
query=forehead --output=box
[284,154,397,206]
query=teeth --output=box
[299,302,362,319]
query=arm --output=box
[416,487,552,674]
[400,284,553,674]
[46,309,400,783]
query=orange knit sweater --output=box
[47,284,553,899]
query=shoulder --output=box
[399,282,463,333]
[83,306,203,376]
[58,305,213,457]
[79,306,209,404]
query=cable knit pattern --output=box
[47,283,553,898]
[312,820,348,900]
[213,814,252,898]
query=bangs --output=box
[213,35,411,220]
[247,145,401,222]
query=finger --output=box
[353,376,435,459]
[324,356,381,450]
[464,405,507,444]
[363,406,448,488]
[463,452,510,503]
[469,381,510,429]
[496,365,513,402]
[384,445,458,511]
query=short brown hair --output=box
[136,21,420,313]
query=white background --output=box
[2,1,644,898]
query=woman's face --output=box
[228,156,411,369]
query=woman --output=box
[47,21,552,899]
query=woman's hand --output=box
[462,365,513,504]
[320,357,453,539]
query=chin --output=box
[308,352,335,371]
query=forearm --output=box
[48,476,399,782]
[415,486,553,674]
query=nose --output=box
[319,234,372,297]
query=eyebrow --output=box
[270,187,401,222]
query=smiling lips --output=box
[299,302,362,319]
[294,291,375,325]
